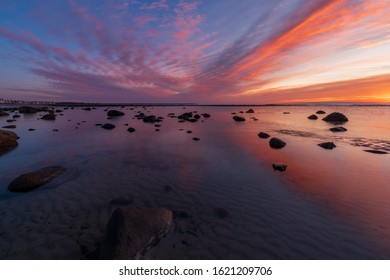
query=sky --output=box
[0,0,389,104]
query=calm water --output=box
[0,105,389,259]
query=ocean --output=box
[0,105,389,259]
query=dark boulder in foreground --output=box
[308,114,318,120]
[0,129,19,155]
[363,150,388,154]
[246,109,254,113]
[232,116,245,122]
[101,123,116,130]
[127,127,136,133]
[269,137,286,149]
[8,166,66,192]
[19,106,39,114]
[42,113,56,121]
[107,110,125,117]
[322,112,348,124]
[316,110,326,114]
[0,110,9,117]
[258,132,270,139]
[318,142,336,149]
[272,164,287,172]
[99,207,173,260]
[330,126,347,132]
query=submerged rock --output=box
[322,112,348,124]
[8,166,66,192]
[308,114,318,120]
[258,132,270,139]
[269,137,286,149]
[330,126,347,132]
[272,164,287,172]
[232,116,245,122]
[107,110,125,117]
[0,129,19,155]
[143,115,157,123]
[318,142,336,149]
[99,207,173,259]
[19,106,39,114]
[202,113,211,118]
[101,123,116,130]
[42,113,56,121]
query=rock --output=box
[214,207,230,219]
[330,126,347,132]
[283,112,290,114]
[42,113,56,121]
[143,115,156,123]
[127,127,136,133]
[95,124,102,126]
[13,114,21,118]
[99,207,173,259]
[28,128,35,131]
[246,109,254,113]
[193,114,201,119]
[55,109,63,113]
[308,114,318,120]
[83,107,92,111]
[186,130,192,134]
[110,195,135,205]
[19,106,39,114]
[363,150,388,154]
[0,110,9,117]
[6,119,16,123]
[101,123,116,130]
[269,137,286,149]
[0,129,19,155]
[318,142,336,149]
[232,116,245,122]
[178,112,193,120]
[2,125,16,129]
[107,110,125,117]
[8,166,66,192]
[188,118,198,122]
[272,164,287,172]
[258,132,270,139]
[192,137,200,141]
[316,110,326,114]
[322,112,348,124]
[202,113,211,118]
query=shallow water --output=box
[0,105,389,259]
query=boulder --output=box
[232,116,245,122]
[42,113,56,121]
[316,110,326,114]
[178,112,193,120]
[192,137,200,141]
[272,164,287,172]
[19,106,39,114]
[193,114,201,119]
[101,123,116,130]
[322,112,348,124]
[107,110,125,117]
[0,130,19,155]
[258,132,270,139]
[318,142,336,149]
[202,113,211,118]
[99,207,173,259]
[269,137,286,149]
[8,166,66,192]
[308,114,318,120]
[127,127,136,133]
[330,126,347,132]
[246,109,254,113]
[13,114,21,118]
[143,115,157,123]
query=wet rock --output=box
[186,130,192,134]
[55,109,63,113]
[107,110,125,117]
[246,109,254,113]
[178,112,193,121]
[232,116,245,122]
[272,164,287,172]
[318,142,336,149]
[283,112,290,114]
[8,166,66,192]
[95,124,102,126]
[6,119,16,123]
[214,207,230,219]
[258,132,270,139]
[13,114,21,118]
[308,114,318,120]
[363,150,388,154]
[28,128,35,131]
[188,118,198,122]
[83,107,92,111]
[127,127,136,133]
[0,110,9,117]
[42,113,56,121]
[193,114,201,119]
[269,137,286,149]
[330,126,347,132]
[99,207,173,260]
[316,110,326,114]
[19,106,39,114]
[202,113,211,118]
[0,129,19,155]
[2,125,16,129]
[143,115,157,123]
[322,112,348,124]
[101,123,116,130]
[192,137,200,141]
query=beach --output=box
[0,105,389,259]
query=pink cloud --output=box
[140,0,168,10]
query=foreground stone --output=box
[316,110,326,114]
[0,129,19,155]
[269,137,286,149]
[99,207,173,259]
[107,110,125,117]
[101,123,116,130]
[232,116,245,122]
[272,164,287,172]
[308,114,318,120]
[258,132,270,139]
[322,112,348,124]
[330,126,347,132]
[318,142,336,149]
[8,166,66,192]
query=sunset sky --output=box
[0,0,389,104]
